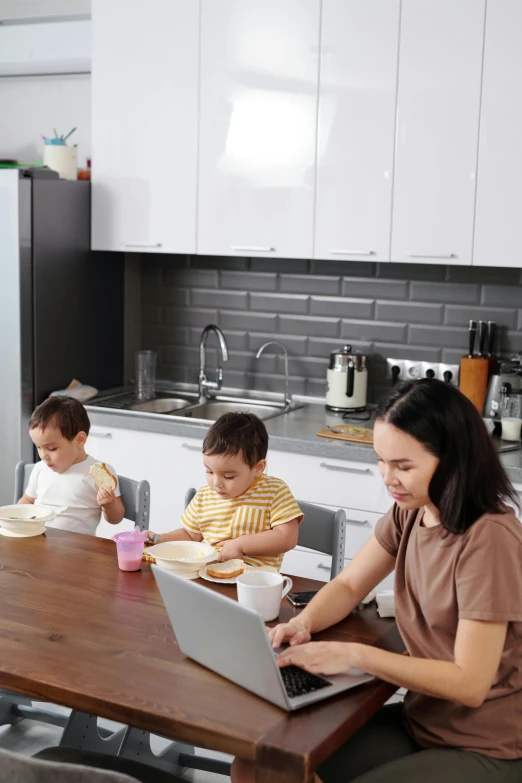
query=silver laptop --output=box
[152,565,374,711]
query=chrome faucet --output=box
[255,341,292,409]
[199,325,229,401]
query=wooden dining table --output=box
[0,529,404,782]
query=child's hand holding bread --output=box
[214,537,245,562]
[89,462,118,508]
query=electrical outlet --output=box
[438,363,459,386]
[386,358,405,385]
[404,360,422,380]
[421,361,439,380]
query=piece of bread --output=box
[206,559,246,579]
[142,548,156,564]
[89,462,117,490]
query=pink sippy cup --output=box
[112,526,148,571]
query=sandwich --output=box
[89,462,117,490]
[206,559,246,579]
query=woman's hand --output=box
[268,615,313,649]
[277,641,361,676]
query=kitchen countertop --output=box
[86,390,522,485]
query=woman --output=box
[232,379,522,783]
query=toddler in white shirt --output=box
[18,397,125,535]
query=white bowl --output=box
[145,540,217,576]
[0,504,56,533]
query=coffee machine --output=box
[483,360,522,420]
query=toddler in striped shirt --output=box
[146,412,303,570]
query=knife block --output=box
[459,357,489,413]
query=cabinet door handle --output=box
[231,245,275,253]
[330,249,375,256]
[123,243,163,249]
[88,429,113,439]
[346,518,370,527]
[317,562,331,571]
[181,442,203,452]
[408,253,456,259]
[319,462,372,476]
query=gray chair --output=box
[0,746,185,782]
[14,461,151,532]
[185,487,346,580]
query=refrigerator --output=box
[0,168,124,504]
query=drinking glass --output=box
[135,350,157,401]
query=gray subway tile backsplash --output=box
[138,255,522,403]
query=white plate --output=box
[198,563,278,585]
[0,526,46,538]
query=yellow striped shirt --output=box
[181,474,303,570]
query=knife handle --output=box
[468,320,477,358]
[487,321,496,356]
[478,321,487,357]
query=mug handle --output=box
[281,576,293,599]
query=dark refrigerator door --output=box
[31,180,124,404]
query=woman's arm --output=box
[278,618,508,709]
[269,535,396,647]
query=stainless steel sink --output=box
[130,398,193,414]
[171,400,291,422]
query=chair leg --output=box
[0,695,25,728]
[59,710,126,754]
[117,728,197,776]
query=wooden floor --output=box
[0,702,233,783]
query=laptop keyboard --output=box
[279,665,330,699]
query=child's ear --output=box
[254,459,266,475]
[75,430,87,447]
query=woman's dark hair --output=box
[203,412,268,468]
[375,378,519,534]
[29,396,91,440]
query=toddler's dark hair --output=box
[203,412,268,468]
[29,396,91,441]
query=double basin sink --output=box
[90,390,301,423]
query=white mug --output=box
[236,571,293,623]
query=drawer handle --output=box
[408,253,456,259]
[231,245,275,253]
[330,249,375,256]
[319,462,372,476]
[123,243,163,249]
[346,518,370,527]
[89,430,112,439]
[317,563,331,571]
[182,442,203,452]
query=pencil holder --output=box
[43,144,78,180]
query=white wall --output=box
[0,74,91,166]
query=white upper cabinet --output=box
[197,0,321,259]
[91,0,199,253]
[314,0,400,264]
[474,0,522,268]
[391,0,486,266]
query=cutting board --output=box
[316,425,373,444]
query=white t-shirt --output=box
[25,455,121,536]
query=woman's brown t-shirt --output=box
[375,504,522,759]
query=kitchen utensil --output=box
[487,321,496,357]
[459,358,489,413]
[135,350,157,401]
[236,571,293,622]
[483,361,522,419]
[112,526,149,572]
[468,320,477,357]
[478,320,488,356]
[326,345,368,412]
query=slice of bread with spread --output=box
[206,559,246,579]
[89,462,117,490]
